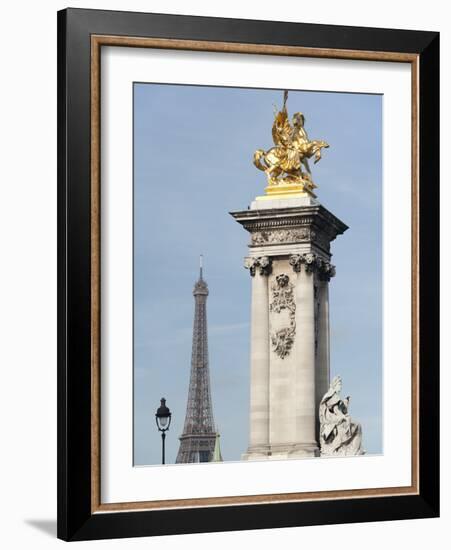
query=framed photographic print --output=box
[57,8,439,541]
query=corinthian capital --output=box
[289,253,336,280]
[289,253,316,273]
[318,261,336,282]
[244,256,272,277]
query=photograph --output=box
[132,83,382,466]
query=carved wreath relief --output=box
[269,274,296,359]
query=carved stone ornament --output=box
[271,327,295,360]
[244,256,272,276]
[319,376,365,457]
[289,253,336,281]
[251,228,310,246]
[269,274,296,359]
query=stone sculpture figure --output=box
[319,376,364,457]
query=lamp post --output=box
[155,397,172,464]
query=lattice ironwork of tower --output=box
[176,258,217,463]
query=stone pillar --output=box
[290,255,318,456]
[244,256,271,458]
[267,261,297,456]
[231,198,348,461]
[315,279,330,438]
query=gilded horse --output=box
[253,138,329,186]
[253,92,329,187]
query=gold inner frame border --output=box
[90,34,420,514]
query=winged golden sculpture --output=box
[253,91,329,197]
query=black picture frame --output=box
[57,7,439,542]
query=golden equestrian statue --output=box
[253,90,329,199]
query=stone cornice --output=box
[230,204,348,245]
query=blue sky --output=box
[133,83,382,465]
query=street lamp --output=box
[155,397,172,464]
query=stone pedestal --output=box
[231,196,347,460]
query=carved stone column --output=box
[267,263,298,456]
[315,275,331,439]
[291,254,336,442]
[243,256,272,459]
[231,198,347,460]
[289,254,318,455]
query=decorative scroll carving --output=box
[289,253,336,281]
[270,274,295,314]
[319,376,365,457]
[271,328,295,360]
[251,228,311,246]
[244,256,272,277]
[269,274,296,359]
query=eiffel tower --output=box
[176,256,217,463]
